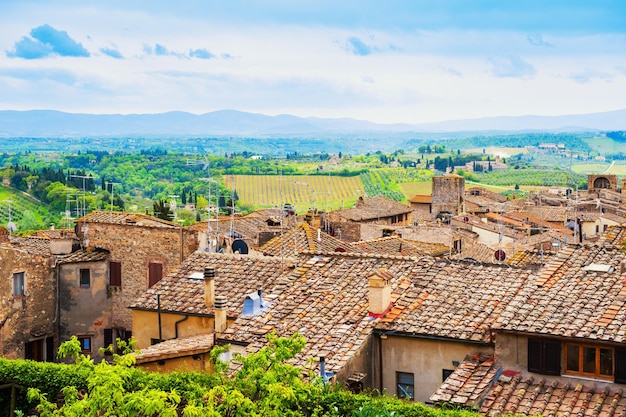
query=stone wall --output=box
[431,175,465,219]
[0,247,55,359]
[80,223,199,330]
[588,174,618,192]
[327,222,362,242]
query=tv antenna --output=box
[107,181,121,221]
[69,173,95,247]
[3,200,16,234]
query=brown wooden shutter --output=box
[109,261,122,286]
[615,348,626,383]
[148,262,163,288]
[528,338,561,375]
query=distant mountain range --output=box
[0,108,625,138]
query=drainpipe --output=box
[157,294,162,342]
[174,315,189,339]
[179,223,184,263]
[378,333,383,392]
[54,257,62,361]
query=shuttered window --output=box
[528,338,561,375]
[109,261,122,287]
[148,262,163,288]
[614,348,626,384]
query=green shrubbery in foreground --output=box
[0,334,481,417]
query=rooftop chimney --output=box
[204,267,215,308]
[214,295,227,333]
[368,268,393,316]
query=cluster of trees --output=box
[417,144,446,154]
[0,334,479,417]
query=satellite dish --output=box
[7,221,16,233]
[494,249,506,261]
[231,239,249,255]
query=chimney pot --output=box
[214,295,227,333]
[204,267,216,308]
[368,269,392,316]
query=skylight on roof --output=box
[188,271,204,280]
[582,263,615,273]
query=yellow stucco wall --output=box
[132,310,215,349]
[138,352,214,374]
[380,335,493,404]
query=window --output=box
[78,336,91,353]
[528,338,561,375]
[12,272,25,296]
[148,262,163,288]
[396,372,414,400]
[104,329,113,354]
[453,239,462,253]
[80,268,90,288]
[565,343,613,379]
[25,337,54,362]
[109,261,122,287]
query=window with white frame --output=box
[12,272,25,296]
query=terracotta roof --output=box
[410,195,432,204]
[259,223,359,256]
[326,196,412,222]
[134,333,215,364]
[451,214,526,240]
[1,235,51,256]
[494,242,626,342]
[451,240,509,265]
[130,252,289,317]
[189,210,298,243]
[485,212,527,228]
[76,211,179,228]
[465,188,509,203]
[525,206,568,223]
[374,258,533,343]
[220,254,420,374]
[354,236,450,257]
[431,354,626,417]
[603,226,626,247]
[506,250,554,268]
[215,253,534,378]
[601,211,626,224]
[430,353,498,406]
[58,248,109,264]
[464,195,508,212]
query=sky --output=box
[1,1,625,124]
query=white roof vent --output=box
[188,271,204,280]
[582,263,615,273]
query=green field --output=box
[225,175,364,212]
[0,184,50,231]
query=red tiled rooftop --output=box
[431,354,626,417]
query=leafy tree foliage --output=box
[1,333,484,417]
[153,199,174,221]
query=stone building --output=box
[431,174,465,220]
[75,211,199,331]
[0,229,56,360]
[588,174,619,193]
[57,248,112,362]
[321,196,412,242]
[0,228,117,362]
